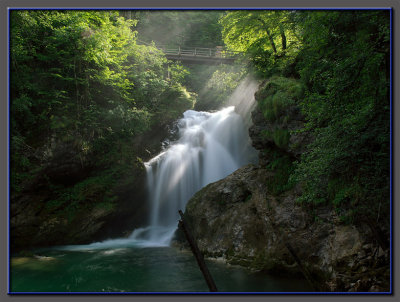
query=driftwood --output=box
[178,210,218,292]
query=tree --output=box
[219,10,301,77]
[291,11,390,228]
[132,10,225,48]
[10,10,194,193]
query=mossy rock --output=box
[257,76,303,123]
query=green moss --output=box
[273,129,290,149]
[44,171,119,222]
[94,200,115,211]
[261,128,290,149]
[260,92,292,122]
[266,151,295,196]
[258,77,303,122]
[250,251,270,270]
[261,129,272,140]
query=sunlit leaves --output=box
[219,10,302,77]
[220,11,301,54]
[11,10,194,184]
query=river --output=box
[11,81,312,293]
[11,245,312,293]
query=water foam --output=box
[131,106,257,246]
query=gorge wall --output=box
[177,77,390,292]
[10,123,172,251]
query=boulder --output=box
[177,164,390,292]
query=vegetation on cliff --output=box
[178,10,390,292]
[10,9,248,250]
[10,9,390,267]
[9,9,391,293]
[9,10,207,249]
[221,10,390,232]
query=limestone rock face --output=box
[10,121,173,251]
[177,78,389,292]
[10,191,115,249]
[179,165,389,292]
[10,142,149,251]
[248,92,311,165]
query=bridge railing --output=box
[158,46,241,59]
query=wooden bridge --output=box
[157,46,242,65]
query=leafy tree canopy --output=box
[10,10,194,193]
[220,10,301,76]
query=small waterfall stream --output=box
[130,106,257,246]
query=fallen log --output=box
[178,210,218,292]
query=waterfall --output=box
[130,105,257,246]
[58,79,258,251]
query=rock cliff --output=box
[10,124,170,251]
[177,78,390,292]
[179,165,389,291]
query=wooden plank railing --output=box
[158,46,241,59]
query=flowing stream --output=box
[130,76,259,246]
[11,78,312,292]
[131,105,257,246]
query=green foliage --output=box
[259,77,303,122]
[168,64,190,85]
[155,84,196,124]
[220,11,302,77]
[261,128,290,150]
[45,172,118,220]
[195,65,246,110]
[257,77,303,157]
[10,10,197,212]
[266,150,295,195]
[132,10,224,48]
[289,11,390,225]
[131,10,244,112]
[272,129,290,149]
[11,11,144,146]
[262,91,291,122]
[10,10,390,235]
[234,10,390,227]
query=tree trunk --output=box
[280,25,287,50]
[255,17,277,53]
[266,27,277,53]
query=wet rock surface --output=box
[10,124,171,251]
[176,165,390,292]
[175,80,390,292]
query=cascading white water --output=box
[58,78,258,251]
[130,106,257,246]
